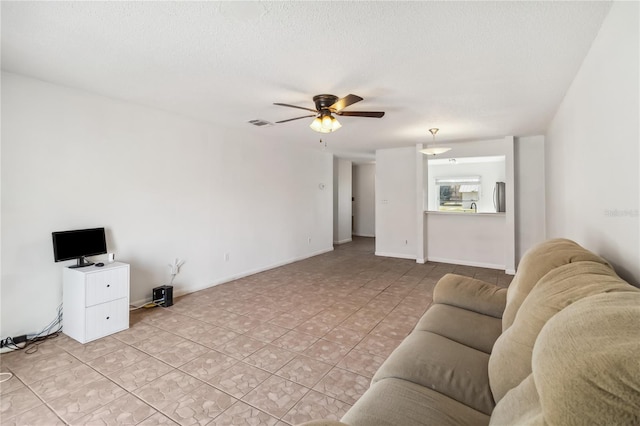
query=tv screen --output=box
[52,227,107,268]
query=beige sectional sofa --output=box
[302,238,640,425]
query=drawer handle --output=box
[106,316,110,320]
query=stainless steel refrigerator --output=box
[494,182,506,212]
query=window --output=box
[435,177,480,211]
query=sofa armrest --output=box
[433,273,507,319]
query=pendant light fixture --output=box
[420,128,451,156]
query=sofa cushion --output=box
[414,304,502,354]
[490,292,640,425]
[372,331,494,415]
[502,238,611,331]
[488,261,637,403]
[434,274,506,319]
[488,374,542,425]
[342,378,490,426]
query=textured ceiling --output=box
[1,1,612,160]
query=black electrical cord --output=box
[0,337,23,350]
[1,303,63,355]
[24,329,63,355]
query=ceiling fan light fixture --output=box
[330,116,341,131]
[310,117,323,132]
[275,94,384,132]
[420,127,451,156]
[310,120,333,133]
[322,114,333,129]
[310,113,341,133]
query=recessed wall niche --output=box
[427,156,506,213]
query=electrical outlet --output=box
[224,253,230,262]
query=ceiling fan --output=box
[274,94,385,133]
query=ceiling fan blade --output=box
[330,94,363,112]
[275,114,316,124]
[335,111,385,118]
[273,103,318,113]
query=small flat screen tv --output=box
[52,227,107,268]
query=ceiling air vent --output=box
[248,119,274,127]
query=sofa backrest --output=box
[502,238,611,331]
[488,260,637,402]
[489,292,640,425]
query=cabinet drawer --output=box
[85,298,129,342]
[85,267,129,306]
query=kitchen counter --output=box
[425,210,505,216]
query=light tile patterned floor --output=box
[0,237,512,425]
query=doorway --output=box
[352,163,376,238]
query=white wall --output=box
[426,214,506,269]
[1,72,334,338]
[375,147,417,259]
[333,157,352,244]
[546,1,639,286]
[422,137,516,272]
[417,146,428,262]
[352,163,375,237]
[515,136,546,263]
[377,136,545,270]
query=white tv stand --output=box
[63,261,130,344]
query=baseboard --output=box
[427,256,505,271]
[375,251,417,260]
[130,246,335,307]
[333,238,352,245]
[416,257,427,264]
[506,269,516,275]
[352,233,375,238]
